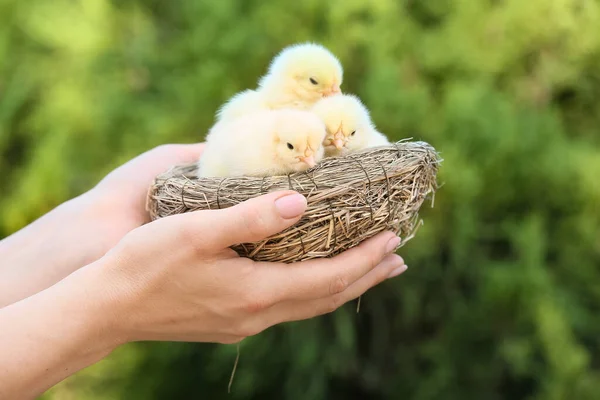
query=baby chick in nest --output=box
[216,42,343,122]
[198,109,327,178]
[311,94,390,158]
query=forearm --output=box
[0,190,134,307]
[0,263,120,400]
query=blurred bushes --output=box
[2,0,600,399]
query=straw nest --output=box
[146,140,441,263]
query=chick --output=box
[216,42,343,122]
[311,94,390,158]
[198,109,326,178]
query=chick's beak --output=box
[322,83,341,97]
[300,155,316,168]
[333,131,345,149]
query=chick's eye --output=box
[287,142,294,150]
[309,77,318,85]
[351,131,356,136]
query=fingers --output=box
[159,143,206,164]
[251,231,402,302]
[97,143,206,194]
[187,191,307,250]
[137,143,206,176]
[256,254,407,328]
[291,255,406,321]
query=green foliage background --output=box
[2,0,600,399]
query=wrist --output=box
[55,258,130,351]
[0,260,124,398]
[0,187,145,308]
[0,193,93,306]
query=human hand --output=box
[0,189,406,399]
[91,143,206,239]
[90,190,406,344]
[0,143,204,307]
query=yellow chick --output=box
[198,109,327,178]
[311,94,390,158]
[216,42,343,122]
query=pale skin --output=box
[0,144,407,400]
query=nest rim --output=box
[147,140,441,263]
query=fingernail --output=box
[274,193,307,219]
[385,236,402,254]
[387,265,407,279]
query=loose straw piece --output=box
[228,342,241,394]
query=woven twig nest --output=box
[146,140,441,263]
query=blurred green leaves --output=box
[2,0,600,399]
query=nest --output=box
[146,140,441,263]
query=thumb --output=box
[193,191,307,250]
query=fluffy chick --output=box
[311,94,390,158]
[216,42,343,122]
[198,109,326,178]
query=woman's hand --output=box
[94,190,406,344]
[92,143,205,227]
[82,143,208,259]
[0,190,406,399]
[0,144,204,306]
[0,152,407,400]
